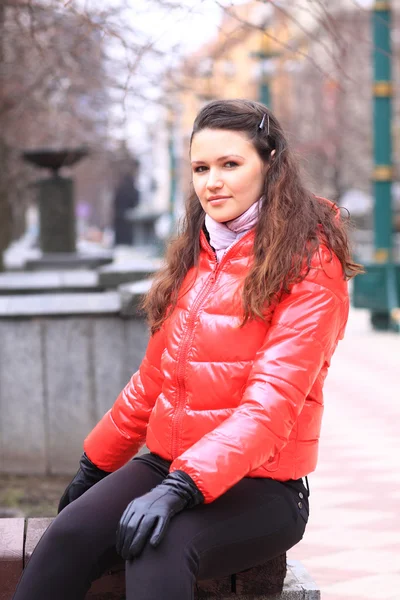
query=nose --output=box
[206,168,223,191]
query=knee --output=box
[47,504,91,549]
[127,531,198,577]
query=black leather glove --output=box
[58,453,110,514]
[116,470,204,560]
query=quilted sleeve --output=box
[170,251,349,502]
[84,324,166,471]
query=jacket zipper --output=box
[171,263,219,458]
[170,230,254,458]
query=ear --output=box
[270,149,276,158]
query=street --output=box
[288,307,400,600]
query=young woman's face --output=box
[190,128,266,222]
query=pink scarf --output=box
[205,198,262,262]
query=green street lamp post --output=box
[352,0,400,331]
[259,59,272,107]
[373,2,392,263]
[251,50,275,107]
[250,31,279,108]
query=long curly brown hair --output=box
[144,99,363,334]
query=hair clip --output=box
[258,114,270,136]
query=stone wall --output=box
[0,284,150,475]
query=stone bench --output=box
[0,518,320,599]
[0,270,100,295]
[25,251,113,271]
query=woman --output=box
[13,99,362,600]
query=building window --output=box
[223,60,236,78]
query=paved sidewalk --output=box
[288,307,400,600]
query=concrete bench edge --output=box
[0,517,320,600]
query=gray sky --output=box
[107,0,234,147]
[105,0,375,147]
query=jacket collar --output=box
[200,228,255,262]
[199,197,339,264]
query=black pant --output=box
[12,453,309,600]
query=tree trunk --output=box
[0,184,12,272]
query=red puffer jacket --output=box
[85,229,349,503]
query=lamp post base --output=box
[352,262,400,333]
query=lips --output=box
[208,197,230,207]
[207,195,230,201]
[207,195,231,206]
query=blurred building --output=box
[174,0,400,228]
[280,0,400,225]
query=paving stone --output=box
[288,560,320,599]
[0,518,24,600]
[288,308,400,600]
[24,518,54,565]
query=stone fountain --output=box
[22,147,112,269]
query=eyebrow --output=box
[191,154,245,165]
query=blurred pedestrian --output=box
[12,99,363,600]
[113,165,139,245]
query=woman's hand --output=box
[116,470,203,560]
[58,453,110,513]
